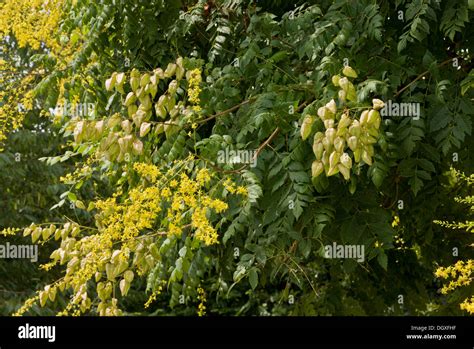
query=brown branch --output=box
[394,57,456,98]
[197,97,256,124]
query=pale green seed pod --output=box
[322,137,332,152]
[317,106,327,120]
[360,110,369,126]
[338,164,351,180]
[354,148,361,163]
[325,127,336,143]
[334,137,345,153]
[140,73,150,87]
[372,99,385,111]
[338,89,347,102]
[327,165,339,176]
[342,66,358,78]
[324,119,335,129]
[338,112,352,129]
[362,149,372,165]
[325,99,337,114]
[313,141,324,160]
[312,160,324,178]
[347,136,358,151]
[340,152,352,169]
[329,150,340,169]
[300,115,314,140]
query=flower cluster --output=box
[187,68,202,110]
[197,287,207,316]
[14,158,247,316]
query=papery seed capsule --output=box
[132,110,146,128]
[121,120,132,134]
[346,84,357,102]
[347,136,358,151]
[136,87,145,99]
[140,73,150,87]
[329,151,340,168]
[324,119,335,129]
[360,110,369,126]
[338,164,351,180]
[354,149,361,163]
[140,95,152,111]
[322,137,332,152]
[334,137,345,153]
[338,112,351,129]
[300,116,314,140]
[326,99,337,114]
[116,73,125,87]
[149,84,158,98]
[313,142,324,160]
[130,77,139,92]
[332,75,341,87]
[95,120,104,135]
[367,126,379,138]
[336,126,347,137]
[338,89,347,102]
[321,150,329,166]
[314,131,324,143]
[362,149,372,165]
[140,122,151,137]
[368,109,379,124]
[340,152,352,169]
[349,123,361,137]
[105,74,116,92]
[131,68,140,78]
[317,106,327,120]
[124,92,136,106]
[325,128,336,143]
[164,63,177,78]
[132,139,143,155]
[128,104,138,118]
[168,80,178,95]
[157,94,167,108]
[327,165,339,176]
[154,68,165,79]
[339,77,349,91]
[312,160,324,178]
[372,99,385,111]
[342,66,358,78]
[155,104,166,119]
[107,114,122,129]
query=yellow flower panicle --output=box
[13,160,246,316]
[187,68,202,112]
[197,287,207,316]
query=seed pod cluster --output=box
[305,67,384,182]
[71,57,197,162]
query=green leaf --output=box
[249,268,258,290]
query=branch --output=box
[394,57,456,98]
[196,97,256,124]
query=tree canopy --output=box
[0,0,473,316]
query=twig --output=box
[197,98,256,124]
[394,57,456,98]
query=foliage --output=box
[434,168,474,314]
[0,0,473,316]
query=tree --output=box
[0,0,473,316]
